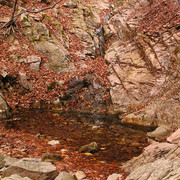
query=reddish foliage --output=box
[138,0,180,36]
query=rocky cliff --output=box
[105,0,180,127]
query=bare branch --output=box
[0,0,62,31]
[10,0,18,21]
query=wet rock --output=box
[147,125,172,141]
[74,171,86,180]
[79,142,99,154]
[55,171,76,180]
[167,128,180,144]
[41,153,63,163]
[2,158,59,180]
[107,173,122,180]
[2,174,32,180]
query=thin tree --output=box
[0,0,63,35]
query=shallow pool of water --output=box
[4,109,149,164]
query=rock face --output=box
[124,129,180,180]
[105,0,180,127]
[2,158,59,180]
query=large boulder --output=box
[2,158,59,180]
[34,40,74,73]
[123,139,180,180]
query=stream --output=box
[2,109,150,165]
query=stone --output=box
[79,142,99,154]
[29,62,41,72]
[34,41,71,73]
[19,72,33,91]
[167,128,180,144]
[63,0,77,8]
[0,154,5,169]
[123,142,176,173]
[74,171,86,180]
[26,56,41,64]
[125,158,180,180]
[48,140,60,146]
[4,157,18,167]
[147,125,172,141]
[55,171,76,180]
[0,94,11,119]
[41,153,63,163]
[2,158,59,180]
[2,174,32,180]
[0,67,7,78]
[107,173,122,180]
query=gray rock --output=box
[107,173,122,180]
[2,174,32,180]
[2,158,59,180]
[34,41,71,73]
[55,171,76,180]
[79,142,99,154]
[147,125,172,141]
[29,62,41,72]
[63,0,77,8]
[0,94,11,119]
[26,56,41,64]
[41,153,63,163]
[19,72,33,91]
[74,171,86,180]
[0,154,5,169]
